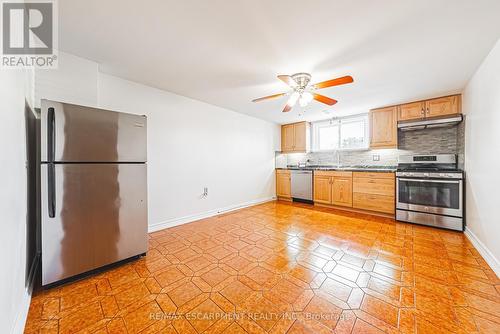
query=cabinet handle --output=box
[421,108,424,115]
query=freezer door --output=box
[41,163,148,285]
[41,99,147,163]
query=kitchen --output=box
[1,1,500,333]
[275,94,465,230]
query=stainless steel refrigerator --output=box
[40,99,148,286]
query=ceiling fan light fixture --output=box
[252,73,353,112]
[288,91,300,107]
[299,91,313,107]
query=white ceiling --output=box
[59,0,500,124]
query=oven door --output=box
[396,178,463,217]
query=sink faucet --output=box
[335,150,341,166]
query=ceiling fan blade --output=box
[313,93,338,106]
[277,75,297,88]
[252,92,287,103]
[311,75,354,90]
[282,92,300,112]
[282,104,292,112]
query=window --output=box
[312,114,368,151]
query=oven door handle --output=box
[398,178,461,184]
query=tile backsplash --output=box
[277,120,465,168]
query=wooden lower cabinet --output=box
[353,172,395,214]
[276,169,291,199]
[313,174,332,204]
[353,193,394,214]
[313,171,353,207]
[332,176,353,207]
[352,177,394,196]
[306,170,396,217]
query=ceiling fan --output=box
[252,73,354,112]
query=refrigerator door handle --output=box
[48,163,55,218]
[47,107,55,162]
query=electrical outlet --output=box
[373,154,380,161]
[203,187,208,197]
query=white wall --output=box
[0,70,32,332]
[463,39,500,275]
[34,52,280,231]
[98,73,280,229]
[34,52,98,107]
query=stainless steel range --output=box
[396,154,464,231]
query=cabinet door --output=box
[332,177,352,207]
[398,101,425,121]
[281,124,295,152]
[294,122,307,151]
[370,106,397,149]
[425,95,460,118]
[276,172,291,198]
[313,175,332,204]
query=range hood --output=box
[398,115,463,131]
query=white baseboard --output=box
[148,197,276,233]
[12,289,31,334]
[464,227,500,277]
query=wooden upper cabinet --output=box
[396,94,461,122]
[276,170,291,198]
[399,101,425,121]
[425,95,460,118]
[313,175,332,204]
[281,124,295,152]
[332,177,353,207]
[281,122,310,153]
[370,106,397,149]
[293,122,308,151]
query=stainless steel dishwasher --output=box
[291,170,313,203]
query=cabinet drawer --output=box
[276,169,290,175]
[353,177,395,196]
[314,170,352,178]
[353,193,395,214]
[353,172,394,179]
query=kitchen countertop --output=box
[276,165,397,172]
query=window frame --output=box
[311,114,369,152]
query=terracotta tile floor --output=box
[25,201,500,333]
